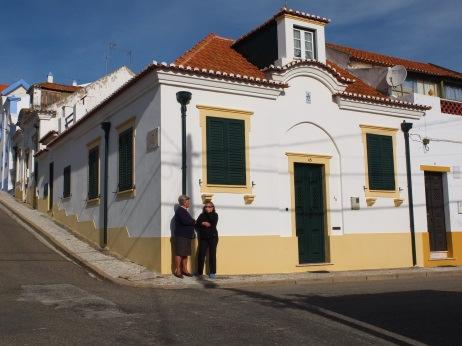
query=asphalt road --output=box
[1,206,461,345]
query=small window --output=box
[206,116,246,186]
[293,28,315,60]
[118,127,134,192]
[366,134,395,191]
[88,146,99,200]
[63,165,71,198]
[445,84,462,101]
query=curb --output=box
[1,195,462,290]
[0,198,129,287]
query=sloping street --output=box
[1,206,462,345]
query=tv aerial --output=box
[386,65,407,87]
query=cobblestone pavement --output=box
[1,191,461,289]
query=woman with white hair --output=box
[173,195,195,278]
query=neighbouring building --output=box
[14,67,134,206]
[34,8,462,275]
[0,80,30,192]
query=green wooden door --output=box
[294,163,325,263]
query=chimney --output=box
[47,72,53,83]
[72,80,78,86]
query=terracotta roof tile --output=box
[327,43,462,81]
[0,84,8,93]
[35,82,82,93]
[174,33,266,79]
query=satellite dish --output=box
[386,65,407,87]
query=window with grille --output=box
[118,127,134,192]
[63,165,71,198]
[88,146,99,199]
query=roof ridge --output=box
[326,42,430,66]
[174,33,231,65]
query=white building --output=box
[14,67,134,205]
[34,8,462,275]
[0,80,30,192]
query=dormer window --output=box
[293,28,315,59]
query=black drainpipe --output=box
[101,122,111,248]
[401,121,417,266]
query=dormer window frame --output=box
[293,26,317,61]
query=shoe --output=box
[174,271,183,279]
[209,273,216,279]
[182,272,193,277]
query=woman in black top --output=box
[196,202,219,278]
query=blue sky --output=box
[1,0,461,85]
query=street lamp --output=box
[176,91,192,195]
[401,120,417,266]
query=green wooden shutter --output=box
[226,120,246,185]
[63,165,71,198]
[206,117,246,185]
[118,128,133,191]
[366,134,395,190]
[88,147,99,199]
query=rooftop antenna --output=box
[105,42,117,74]
[386,65,407,88]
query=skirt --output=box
[175,236,192,257]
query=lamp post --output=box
[176,91,192,195]
[401,120,417,266]
[101,121,111,248]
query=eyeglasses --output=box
[205,205,213,208]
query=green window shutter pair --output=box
[118,128,134,192]
[206,116,246,185]
[88,147,99,199]
[63,165,71,198]
[366,134,395,191]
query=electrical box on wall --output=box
[350,197,360,210]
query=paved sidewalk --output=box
[1,191,462,289]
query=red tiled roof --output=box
[441,100,462,116]
[0,84,8,93]
[175,34,266,79]
[35,82,82,93]
[327,43,462,81]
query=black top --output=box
[195,212,219,239]
[174,206,196,239]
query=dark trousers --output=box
[197,237,218,275]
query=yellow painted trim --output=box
[86,197,100,207]
[86,137,101,149]
[360,124,400,199]
[116,188,136,199]
[287,152,332,263]
[420,231,462,267]
[198,105,253,195]
[281,13,327,27]
[116,116,136,133]
[116,117,136,193]
[420,165,451,172]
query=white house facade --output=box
[33,8,462,275]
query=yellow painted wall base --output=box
[420,231,462,267]
[38,198,461,274]
[14,186,23,202]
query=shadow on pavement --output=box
[224,287,462,345]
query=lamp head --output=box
[176,91,192,106]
